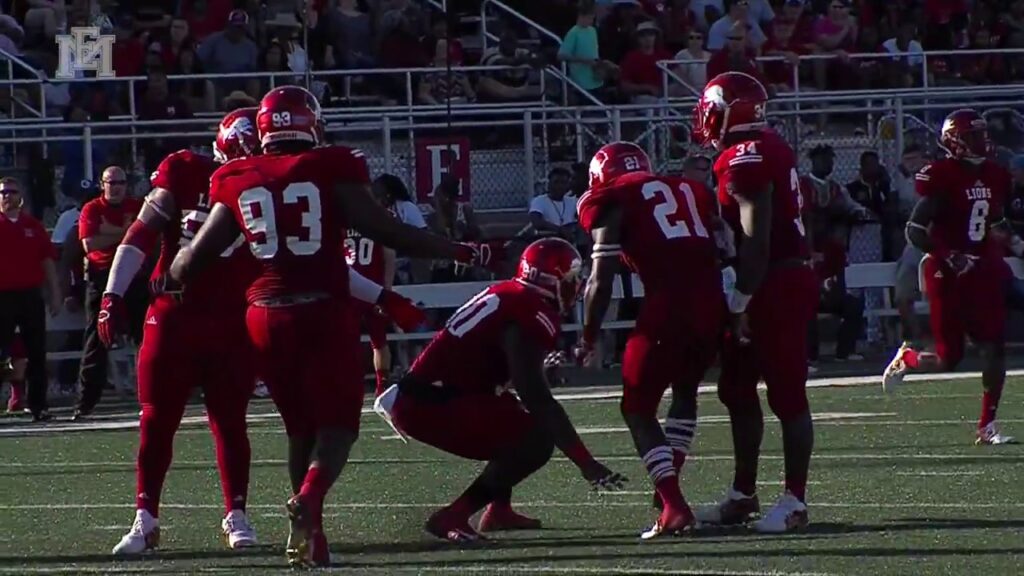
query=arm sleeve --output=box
[78,202,99,239]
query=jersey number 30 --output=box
[238,182,322,259]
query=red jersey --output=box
[0,212,55,291]
[408,281,561,395]
[915,158,1011,257]
[210,145,370,304]
[714,129,809,263]
[344,228,385,285]
[577,172,720,293]
[79,196,143,269]
[150,149,255,313]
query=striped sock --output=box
[664,418,696,472]
[643,445,685,511]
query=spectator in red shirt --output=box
[76,167,145,420]
[111,14,143,77]
[812,0,859,90]
[619,21,674,103]
[762,17,802,91]
[161,17,193,70]
[706,22,763,85]
[0,177,61,422]
[180,0,233,42]
[778,0,816,52]
[961,27,1009,85]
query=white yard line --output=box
[8,501,1024,512]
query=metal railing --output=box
[659,48,1024,100]
[8,92,1024,214]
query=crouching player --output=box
[375,238,627,542]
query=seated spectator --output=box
[619,21,674,103]
[420,12,464,68]
[161,17,194,70]
[706,22,762,84]
[926,0,969,45]
[138,68,192,173]
[558,2,619,95]
[379,0,426,38]
[143,42,165,74]
[427,176,480,282]
[180,0,233,42]
[854,26,883,88]
[761,17,802,92]
[174,46,215,113]
[529,167,579,240]
[812,0,858,90]
[651,0,699,53]
[773,0,816,51]
[329,0,375,69]
[673,29,711,90]
[418,39,475,105]
[111,14,144,78]
[600,1,645,64]
[881,20,924,88]
[196,9,259,97]
[707,0,767,52]
[691,0,724,32]
[222,90,259,111]
[378,9,429,103]
[960,27,1009,85]
[478,28,544,103]
[745,0,774,29]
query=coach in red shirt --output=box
[76,166,144,419]
[0,177,62,421]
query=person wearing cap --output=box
[619,20,674,103]
[76,166,145,419]
[0,176,62,422]
[196,9,259,96]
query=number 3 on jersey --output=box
[641,180,709,239]
[239,182,322,259]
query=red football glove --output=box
[377,289,426,332]
[454,241,506,272]
[945,252,978,277]
[97,294,127,349]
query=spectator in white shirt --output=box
[674,29,711,90]
[373,174,427,285]
[530,167,579,239]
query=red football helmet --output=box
[939,108,990,163]
[693,71,768,150]
[213,107,260,162]
[588,141,652,190]
[257,85,324,148]
[516,237,583,315]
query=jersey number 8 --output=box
[968,199,989,242]
[238,182,323,259]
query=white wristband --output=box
[348,267,383,304]
[105,245,146,297]
[728,290,752,314]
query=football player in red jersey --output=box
[345,224,396,397]
[576,142,722,538]
[374,238,626,543]
[693,72,819,533]
[882,109,1019,446]
[169,86,486,567]
[100,107,263,555]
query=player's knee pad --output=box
[765,385,809,422]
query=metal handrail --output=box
[659,47,1024,98]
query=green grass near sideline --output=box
[0,376,1022,575]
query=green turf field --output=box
[0,374,1022,575]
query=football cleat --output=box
[477,503,542,532]
[6,380,24,413]
[976,421,1017,446]
[752,491,809,533]
[426,507,484,543]
[694,487,760,525]
[640,502,696,540]
[112,509,160,555]
[221,509,257,549]
[285,495,329,567]
[373,384,408,443]
[881,342,912,393]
